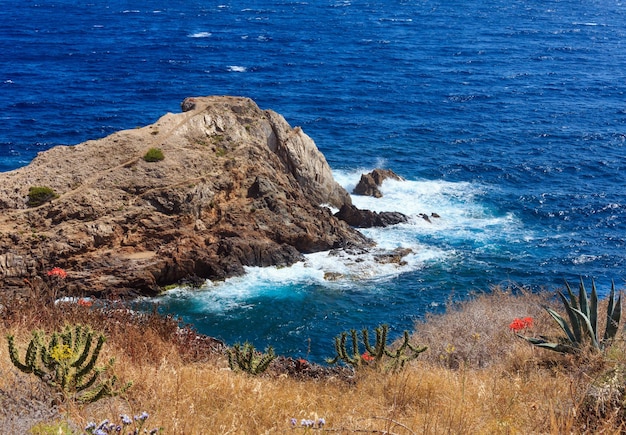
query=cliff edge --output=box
[0,96,370,296]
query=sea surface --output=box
[2,0,626,363]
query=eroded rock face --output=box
[0,96,369,297]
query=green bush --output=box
[143,148,165,162]
[27,186,58,207]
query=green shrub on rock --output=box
[143,147,165,162]
[27,186,58,207]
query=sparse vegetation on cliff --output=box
[1,278,626,433]
[27,186,58,207]
[143,147,165,162]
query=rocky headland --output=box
[0,96,413,297]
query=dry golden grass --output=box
[2,284,626,434]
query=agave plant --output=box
[522,279,621,353]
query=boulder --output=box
[334,204,408,228]
[353,168,404,198]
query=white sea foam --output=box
[379,18,413,22]
[227,65,247,72]
[156,168,526,311]
[158,247,440,313]
[572,254,601,265]
[189,32,212,38]
[334,168,485,218]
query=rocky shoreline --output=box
[0,96,419,298]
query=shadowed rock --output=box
[334,204,408,228]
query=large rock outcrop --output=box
[0,96,371,296]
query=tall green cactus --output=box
[227,342,275,375]
[7,324,131,403]
[522,279,622,353]
[327,328,362,368]
[327,324,427,371]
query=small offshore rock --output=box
[335,204,408,228]
[374,247,413,265]
[324,272,344,281]
[353,168,404,198]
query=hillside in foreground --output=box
[1,282,625,434]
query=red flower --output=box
[522,317,533,328]
[77,298,93,307]
[361,352,375,362]
[46,267,67,279]
[509,317,533,332]
[509,319,525,331]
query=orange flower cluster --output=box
[361,352,375,362]
[509,317,533,332]
[46,267,67,279]
[77,298,93,307]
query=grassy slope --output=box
[1,285,625,434]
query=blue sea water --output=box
[2,0,626,362]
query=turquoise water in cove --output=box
[2,0,626,362]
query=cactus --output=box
[327,329,362,368]
[522,279,622,353]
[7,324,131,403]
[327,324,427,371]
[227,342,275,375]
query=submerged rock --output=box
[374,248,414,266]
[0,96,370,297]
